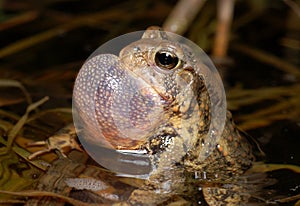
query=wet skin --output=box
[73,27,255,205]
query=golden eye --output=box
[154,50,179,70]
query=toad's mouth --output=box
[123,65,175,104]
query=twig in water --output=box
[4,96,49,153]
[0,79,32,105]
[283,0,300,17]
[162,0,207,34]
[232,43,300,77]
[213,0,235,57]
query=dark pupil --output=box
[155,51,179,69]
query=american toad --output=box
[73,26,255,205]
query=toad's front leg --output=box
[27,124,83,160]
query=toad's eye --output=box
[154,50,179,70]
